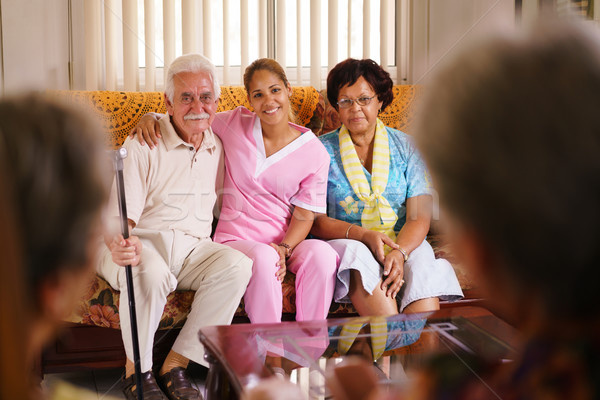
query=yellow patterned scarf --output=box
[339,119,398,247]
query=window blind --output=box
[81,0,398,91]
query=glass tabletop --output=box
[198,306,521,399]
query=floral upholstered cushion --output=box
[52,87,475,332]
[50,87,323,148]
[50,90,167,149]
[49,87,321,330]
[67,234,472,330]
[68,271,295,329]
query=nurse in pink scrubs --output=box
[134,58,338,324]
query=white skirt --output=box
[328,239,463,312]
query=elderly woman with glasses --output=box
[312,58,463,317]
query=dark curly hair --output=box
[326,58,394,111]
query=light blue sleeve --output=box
[391,127,433,199]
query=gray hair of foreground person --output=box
[415,21,600,324]
[165,53,221,103]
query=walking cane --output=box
[112,147,144,400]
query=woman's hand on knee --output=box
[381,250,405,298]
[361,230,399,263]
[109,234,142,267]
[270,243,287,282]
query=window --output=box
[78,0,401,90]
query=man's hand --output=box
[381,249,405,298]
[129,113,163,149]
[360,230,399,264]
[109,234,142,267]
[270,243,287,282]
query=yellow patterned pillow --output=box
[50,91,166,148]
[50,86,323,148]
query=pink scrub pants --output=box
[225,239,339,323]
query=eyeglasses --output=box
[337,96,376,109]
[179,93,215,105]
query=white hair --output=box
[165,54,220,103]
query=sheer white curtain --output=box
[79,0,400,91]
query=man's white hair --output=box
[165,54,220,103]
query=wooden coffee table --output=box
[198,306,521,399]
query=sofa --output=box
[40,86,480,374]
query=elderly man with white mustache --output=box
[98,54,252,400]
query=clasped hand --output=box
[381,249,405,299]
[270,243,287,282]
[361,230,405,298]
[109,234,142,267]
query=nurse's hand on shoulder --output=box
[359,229,399,264]
[270,243,287,282]
[129,112,163,149]
[109,234,142,267]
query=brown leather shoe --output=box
[158,367,202,400]
[122,371,168,400]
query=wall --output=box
[0,0,70,94]
[409,0,516,84]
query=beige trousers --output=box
[97,229,252,371]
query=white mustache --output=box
[184,113,210,120]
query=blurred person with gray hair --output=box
[413,20,600,399]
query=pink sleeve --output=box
[290,144,330,213]
[211,109,236,139]
[212,107,257,146]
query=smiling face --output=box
[247,69,292,128]
[165,70,218,141]
[337,76,383,137]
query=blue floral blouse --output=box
[319,126,432,232]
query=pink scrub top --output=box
[212,106,330,244]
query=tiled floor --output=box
[42,364,208,399]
